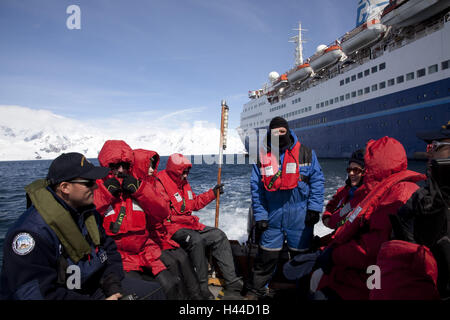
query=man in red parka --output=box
[94,140,194,299]
[157,153,243,300]
[131,148,205,300]
[309,136,426,300]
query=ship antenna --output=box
[289,21,308,66]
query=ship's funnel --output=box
[356,0,389,27]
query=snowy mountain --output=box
[0,105,246,161]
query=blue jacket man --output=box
[0,152,165,300]
[246,117,325,298]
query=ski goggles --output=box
[346,167,364,174]
[426,140,450,153]
[68,179,97,188]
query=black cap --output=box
[47,152,110,185]
[416,121,450,143]
[269,116,289,131]
[349,149,365,168]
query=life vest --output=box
[25,179,100,263]
[332,170,426,245]
[157,171,195,216]
[259,141,311,191]
[102,197,147,237]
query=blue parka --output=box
[251,129,325,251]
[0,186,125,300]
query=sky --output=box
[0,0,359,132]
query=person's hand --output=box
[122,175,140,194]
[313,247,334,274]
[103,178,121,197]
[305,210,321,226]
[255,220,269,243]
[105,293,122,300]
[213,183,224,196]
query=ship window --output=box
[417,68,426,78]
[364,69,370,76]
[406,72,414,81]
[340,95,344,101]
[379,62,386,70]
[358,72,363,79]
[351,75,356,81]
[388,78,395,86]
[397,75,404,84]
[372,84,378,91]
[371,66,378,73]
[329,99,333,105]
[352,91,356,98]
[428,64,438,74]
[442,60,449,70]
[321,102,324,107]
[345,93,350,100]
[309,106,312,111]
[334,97,339,103]
[340,79,345,86]
[364,87,370,94]
[358,89,363,96]
[345,77,350,84]
[325,100,329,106]
[379,81,386,89]
[316,103,320,109]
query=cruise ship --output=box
[238,0,450,159]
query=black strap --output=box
[267,171,282,189]
[109,206,126,234]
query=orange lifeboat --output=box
[309,45,345,72]
[287,63,313,83]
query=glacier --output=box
[0,105,246,161]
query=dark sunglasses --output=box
[109,162,130,170]
[346,167,364,174]
[69,179,97,188]
[426,140,450,153]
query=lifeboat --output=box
[271,73,289,91]
[340,19,387,55]
[309,45,345,72]
[381,0,450,27]
[287,63,313,83]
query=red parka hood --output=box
[165,153,192,186]
[363,136,408,190]
[98,140,134,168]
[132,149,160,180]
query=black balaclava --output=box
[268,117,292,152]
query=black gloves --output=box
[313,247,334,274]
[305,210,321,227]
[255,220,269,243]
[100,272,123,297]
[213,183,224,196]
[104,178,121,197]
[122,174,141,194]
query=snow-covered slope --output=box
[0,105,246,161]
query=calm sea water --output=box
[0,156,426,269]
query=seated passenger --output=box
[322,149,367,230]
[311,136,426,300]
[94,140,189,300]
[131,148,204,300]
[158,153,243,300]
[371,122,450,300]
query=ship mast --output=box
[289,21,307,66]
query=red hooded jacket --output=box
[93,140,166,275]
[322,184,368,230]
[158,153,216,237]
[131,149,180,250]
[317,137,426,300]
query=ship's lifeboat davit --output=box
[287,63,313,83]
[340,19,387,55]
[381,0,450,27]
[309,45,345,72]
